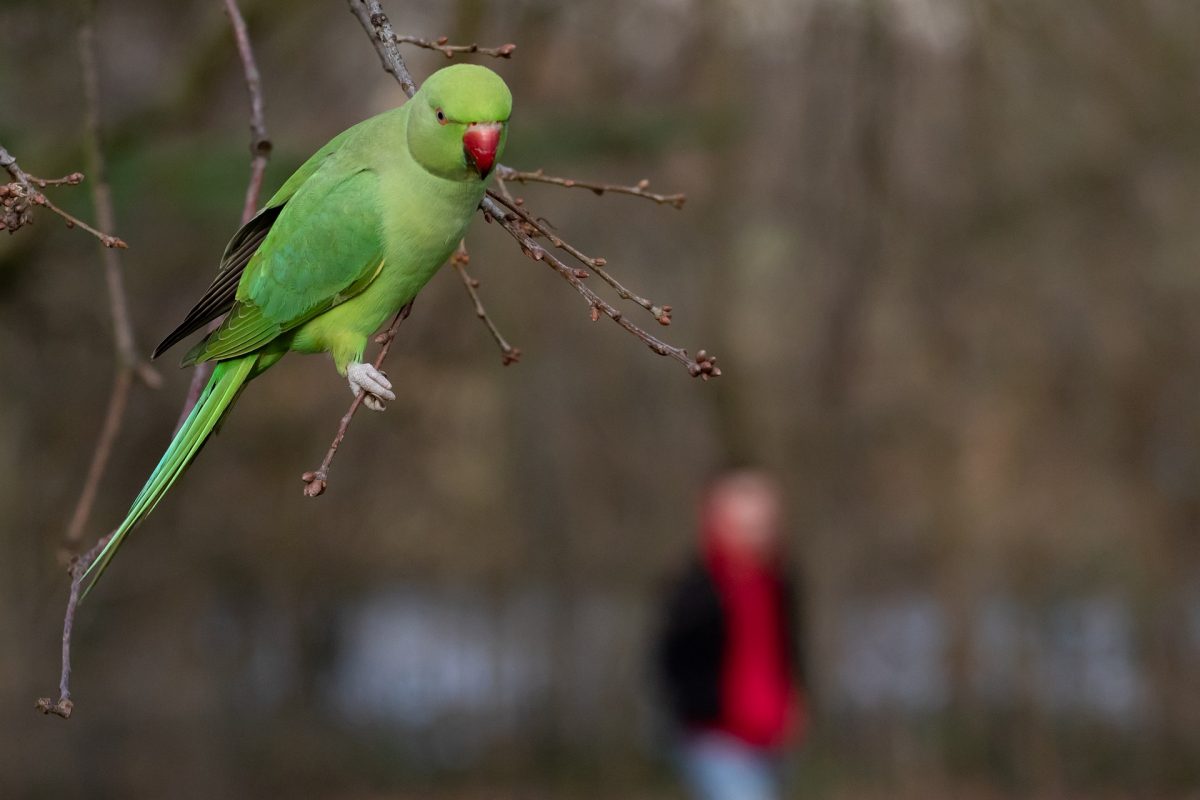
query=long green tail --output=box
[81,355,257,598]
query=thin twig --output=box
[22,171,87,188]
[302,302,414,497]
[451,241,520,365]
[176,0,272,431]
[36,532,113,719]
[37,192,134,248]
[393,34,515,59]
[495,166,686,208]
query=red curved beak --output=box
[463,123,501,178]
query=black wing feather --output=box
[152,204,284,360]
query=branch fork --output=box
[0,147,127,247]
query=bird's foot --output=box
[346,362,394,412]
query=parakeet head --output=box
[408,64,512,181]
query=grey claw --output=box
[346,361,396,410]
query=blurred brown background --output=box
[3,0,1200,797]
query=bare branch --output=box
[78,11,161,388]
[487,187,673,326]
[44,0,273,718]
[394,34,515,60]
[302,302,414,497]
[44,0,162,714]
[0,145,127,247]
[223,0,271,221]
[482,194,719,379]
[37,532,113,719]
[495,166,686,208]
[451,241,521,365]
[60,3,162,557]
[62,369,133,552]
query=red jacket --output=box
[657,547,806,750]
[705,540,799,748]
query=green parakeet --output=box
[82,64,512,595]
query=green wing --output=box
[155,125,364,360]
[185,161,386,365]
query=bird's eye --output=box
[436,108,447,125]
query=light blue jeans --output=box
[678,731,782,800]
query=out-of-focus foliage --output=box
[2,0,1200,797]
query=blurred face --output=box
[708,473,781,562]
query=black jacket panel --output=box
[655,559,803,727]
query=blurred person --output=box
[656,470,806,800]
